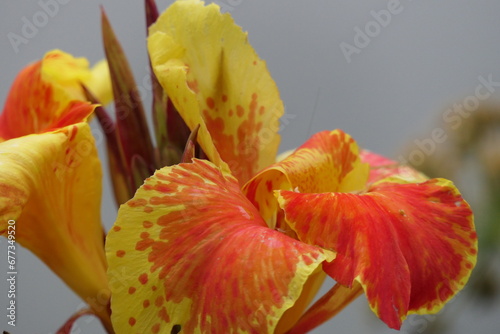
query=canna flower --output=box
[245,132,477,331]
[0,50,113,331]
[106,1,477,333]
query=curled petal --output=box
[243,130,369,225]
[0,123,110,325]
[277,178,477,329]
[106,159,333,333]
[148,0,284,183]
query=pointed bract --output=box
[102,9,156,179]
[83,86,133,205]
[144,0,159,29]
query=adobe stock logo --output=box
[398,74,500,166]
[340,0,405,63]
[7,0,72,54]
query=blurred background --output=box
[1,0,499,332]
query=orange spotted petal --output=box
[0,51,98,140]
[243,130,369,226]
[148,0,284,184]
[360,149,427,184]
[0,123,110,328]
[106,159,334,334]
[276,178,477,329]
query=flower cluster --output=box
[0,1,477,333]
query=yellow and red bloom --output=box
[0,50,112,331]
[247,130,476,330]
[106,1,477,333]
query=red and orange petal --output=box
[106,159,334,334]
[277,178,477,329]
[243,130,369,227]
[0,52,96,140]
[148,0,284,184]
[360,150,428,185]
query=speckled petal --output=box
[277,178,477,329]
[106,159,333,334]
[148,0,284,183]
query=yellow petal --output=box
[43,50,112,105]
[84,59,113,105]
[0,123,110,323]
[148,0,284,184]
[41,49,92,100]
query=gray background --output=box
[1,0,500,333]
